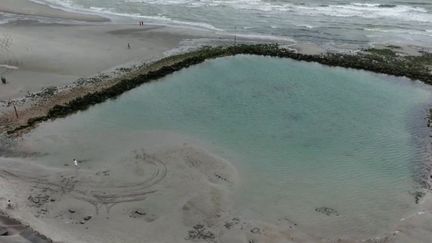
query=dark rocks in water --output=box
[315,207,339,216]
[83,216,92,221]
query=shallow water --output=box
[21,55,432,239]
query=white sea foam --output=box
[231,32,296,43]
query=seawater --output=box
[21,55,432,239]
[31,0,432,48]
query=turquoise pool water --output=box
[22,55,432,239]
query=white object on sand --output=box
[0,64,18,70]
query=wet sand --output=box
[0,0,108,22]
[0,134,313,243]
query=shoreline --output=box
[0,0,109,22]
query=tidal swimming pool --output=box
[22,55,432,239]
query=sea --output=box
[17,0,432,49]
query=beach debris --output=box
[68,209,76,214]
[129,209,157,222]
[134,209,146,216]
[1,76,6,84]
[214,173,229,182]
[83,216,92,221]
[250,227,261,234]
[186,224,216,242]
[315,207,339,216]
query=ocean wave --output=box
[231,32,296,43]
[296,3,431,22]
[138,0,432,22]
[32,0,432,24]
[123,0,432,22]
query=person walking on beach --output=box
[73,158,79,167]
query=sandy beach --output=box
[0,17,211,101]
[1,0,432,242]
[0,1,304,242]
